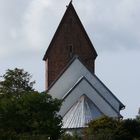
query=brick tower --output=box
[43,1,97,89]
[43,1,125,129]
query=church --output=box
[43,1,125,130]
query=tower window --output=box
[69,45,72,52]
[67,44,73,57]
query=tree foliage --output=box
[122,118,140,139]
[0,68,63,140]
[84,116,140,140]
[0,92,62,139]
[0,68,35,94]
[85,116,131,140]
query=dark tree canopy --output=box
[0,68,63,140]
[84,116,140,140]
[122,118,140,139]
[0,92,62,139]
[0,68,35,94]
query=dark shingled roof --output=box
[43,1,97,60]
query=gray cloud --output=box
[1,0,140,59]
[76,0,140,51]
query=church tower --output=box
[43,1,124,129]
[43,1,97,89]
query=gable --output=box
[48,57,124,111]
[48,57,124,112]
[59,77,121,118]
[62,94,103,129]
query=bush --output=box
[84,116,131,140]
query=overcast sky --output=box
[0,0,140,119]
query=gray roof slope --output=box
[48,56,125,112]
[62,94,103,129]
[59,76,121,118]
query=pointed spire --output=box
[43,0,97,61]
[66,0,73,8]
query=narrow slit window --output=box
[67,44,73,57]
[69,45,72,53]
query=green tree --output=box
[0,92,62,139]
[0,68,63,140]
[122,119,140,139]
[0,68,35,94]
[84,116,131,140]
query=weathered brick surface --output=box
[44,3,97,89]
